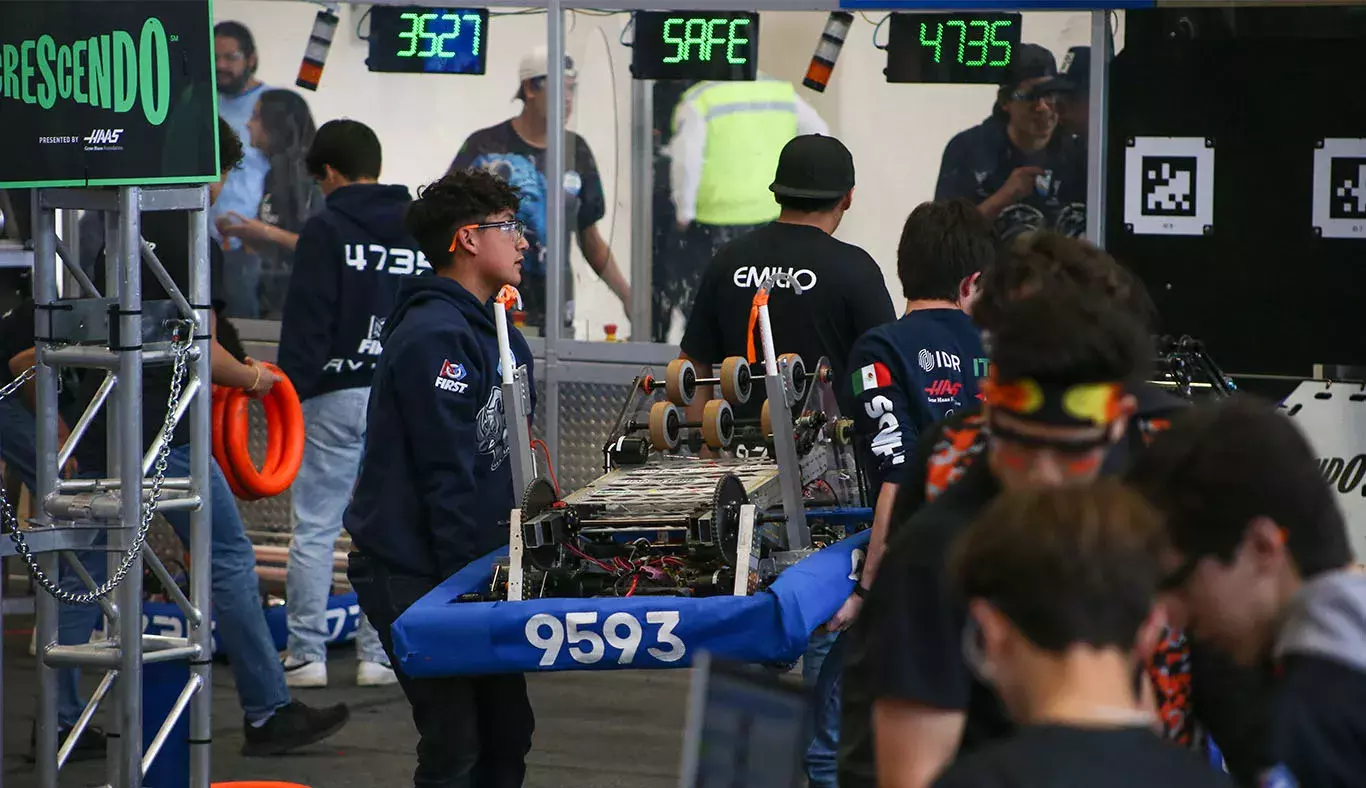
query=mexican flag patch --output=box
[851,362,891,396]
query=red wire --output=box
[530,438,559,496]
[626,576,639,597]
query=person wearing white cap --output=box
[447,46,631,336]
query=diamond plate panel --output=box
[556,380,634,492]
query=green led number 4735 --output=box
[919,19,1013,67]
[662,17,751,64]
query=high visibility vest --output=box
[678,79,800,226]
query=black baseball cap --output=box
[769,134,855,200]
[999,43,1058,91]
[1037,46,1090,95]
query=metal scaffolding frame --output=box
[2,185,215,788]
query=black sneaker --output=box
[241,700,349,757]
[26,724,107,763]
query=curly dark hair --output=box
[973,231,1157,335]
[218,117,244,174]
[989,280,1152,388]
[897,198,996,302]
[407,169,521,270]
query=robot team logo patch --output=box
[477,386,509,471]
[435,359,469,394]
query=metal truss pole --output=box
[8,184,214,788]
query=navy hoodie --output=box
[277,183,428,402]
[343,274,536,580]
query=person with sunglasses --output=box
[343,168,537,787]
[860,274,1152,788]
[932,480,1233,788]
[1127,397,1366,788]
[275,119,424,691]
[933,44,1087,244]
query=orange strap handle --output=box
[746,289,771,364]
[211,363,306,501]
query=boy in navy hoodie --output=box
[278,119,420,689]
[343,168,536,787]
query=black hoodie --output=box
[277,183,427,402]
[342,275,536,580]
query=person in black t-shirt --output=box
[863,259,1152,788]
[930,480,1233,788]
[934,44,1087,244]
[679,133,895,427]
[679,132,893,788]
[447,47,630,336]
[1128,397,1366,788]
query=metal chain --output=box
[1,324,195,605]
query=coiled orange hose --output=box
[211,362,305,501]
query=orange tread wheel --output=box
[665,358,696,406]
[648,401,682,452]
[701,399,734,450]
[719,356,751,406]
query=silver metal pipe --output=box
[628,78,654,340]
[1085,11,1112,246]
[42,344,184,370]
[59,477,194,493]
[102,205,122,788]
[142,544,202,627]
[55,235,101,298]
[141,239,196,320]
[43,641,200,668]
[60,550,119,624]
[114,185,146,787]
[187,193,215,788]
[58,670,117,771]
[31,191,61,788]
[59,372,116,472]
[545,0,565,341]
[44,490,201,521]
[144,375,202,474]
[143,674,204,777]
[578,526,689,534]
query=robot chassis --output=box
[490,274,865,603]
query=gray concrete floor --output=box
[2,621,691,787]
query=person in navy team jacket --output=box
[343,168,537,788]
[277,119,421,690]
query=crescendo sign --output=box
[0,1,217,189]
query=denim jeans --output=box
[219,247,261,320]
[286,388,385,665]
[804,629,843,788]
[57,444,291,725]
[348,550,534,788]
[0,396,38,495]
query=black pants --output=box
[348,550,535,788]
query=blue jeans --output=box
[286,388,385,665]
[804,629,843,788]
[57,445,291,725]
[0,396,38,495]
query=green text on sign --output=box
[918,18,1013,67]
[0,17,173,126]
[396,11,483,58]
[662,17,751,65]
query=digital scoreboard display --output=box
[631,11,758,81]
[367,6,489,75]
[885,12,1021,85]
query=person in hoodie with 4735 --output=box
[277,119,424,690]
[343,167,537,788]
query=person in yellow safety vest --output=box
[652,75,829,343]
